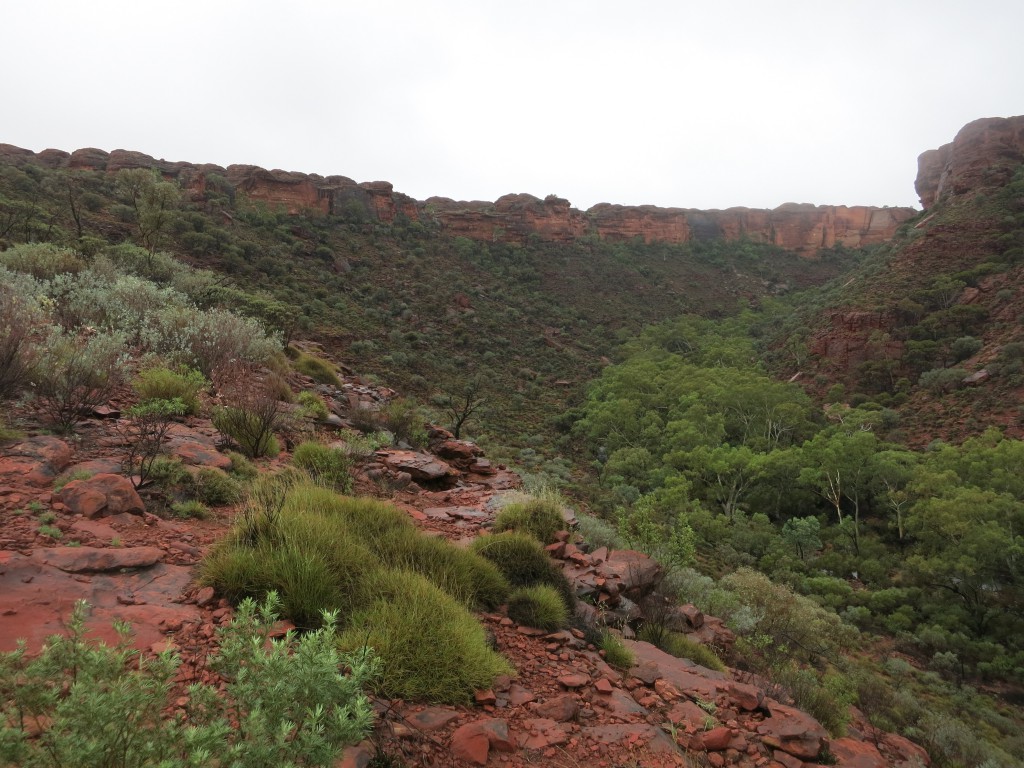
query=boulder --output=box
[450,719,514,766]
[0,436,73,487]
[378,450,455,482]
[757,699,829,760]
[59,473,145,518]
[32,546,163,573]
[831,737,888,768]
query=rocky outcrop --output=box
[916,115,1024,208]
[0,143,914,254]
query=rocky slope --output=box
[0,144,914,255]
[0,358,929,768]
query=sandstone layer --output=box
[0,143,915,255]
[916,115,1024,208]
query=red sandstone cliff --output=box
[0,143,916,254]
[916,115,1024,209]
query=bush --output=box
[213,399,282,459]
[133,365,207,415]
[171,499,209,519]
[470,532,575,611]
[227,450,259,480]
[32,328,126,431]
[599,631,635,669]
[380,397,428,449]
[292,350,341,387]
[507,585,568,631]
[147,456,191,489]
[0,595,375,767]
[0,277,42,400]
[918,367,967,394]
[493,495,567,544]
[576,513,625,550]
[192,468,244,506]
[0,242,85,279]
[297,390,330,420]
[120,398,187,488]
[292,441,353,492]
[336,569,512,703]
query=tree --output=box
[115,168,180,254]
[437,377,486,439]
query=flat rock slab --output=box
[31,545,164,572]
[378,450,455,481]
[583,723,681,756]
[0,552,198,652]
[0,436,73,487]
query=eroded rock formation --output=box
[0,143,916,255]
[916,115,1024,208]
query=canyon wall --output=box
[916,115,1024,209]
[0,143,916,254]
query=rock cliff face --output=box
[0,143,915,254]
[916,115,1024,208]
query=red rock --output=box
[404,707,461,733]
[772,750,804,768]
[830,738,887,768]
[378,450,455,481]
[59,474,145,518]
[757,700,828,760]
[533,694,579,722]
[728,681,764,711]
[558,673,590,689]
[583,724,682,756]
[696,726,733,751]
[881,733,930,767]
[594,678,614,695]
[474,689,497,706]
[172,441,232,470]
[516,718,568,750]
[597,550,662,599]
[335,741,374,768]
[194,586,216,606]
[31,546,163,573]
[507,683,536,706]
[450,727,489,765]
[451,718,515,765]
[678,603,704,629]
[916,115,1024,208]
[667,700,711,730]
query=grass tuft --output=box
[507,585,568,631]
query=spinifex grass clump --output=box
[337,569,513,703]
[201,478,513,702]
[470,531,576,611]
[492,494,567,545]
[507,585,568,631]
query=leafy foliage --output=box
[0,595,375,767]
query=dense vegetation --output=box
[573,312,1023,764]
[4,149,1024,765]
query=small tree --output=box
[120,398,187,488]
[212,372,284,459]
[437,378,486,439]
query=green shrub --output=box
[122,398,187,488]
[638,627,727,672]
[380,397,428,449]
[192,468,243,506]
[493,495,567,544]
[212,400,282,459]
[292,350,341,387]
[0,242,85,279]
[470,531,575,610]
[227,450,259,480]
[171,500,209,519]
[336,569,512,703]
[32,328,126,431]
[599,631,635,669]
[147,456,191,489]
[576,513,625,550]
[771,665,852,737]
[507,585,568,631]
[297,390,330,420]
[0,277,42,400]
[202,504,380,628]
[0,595,375,767]
[133,365,207,415]
[292,441,353,492]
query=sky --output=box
[4,1,1023,212]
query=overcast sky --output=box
[4,1,1023,211]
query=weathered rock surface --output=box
[0,436,73,487]
[916,115,1024,208]
[0,143,915,254]
[58,473,145,518]
[31,545,163,573]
